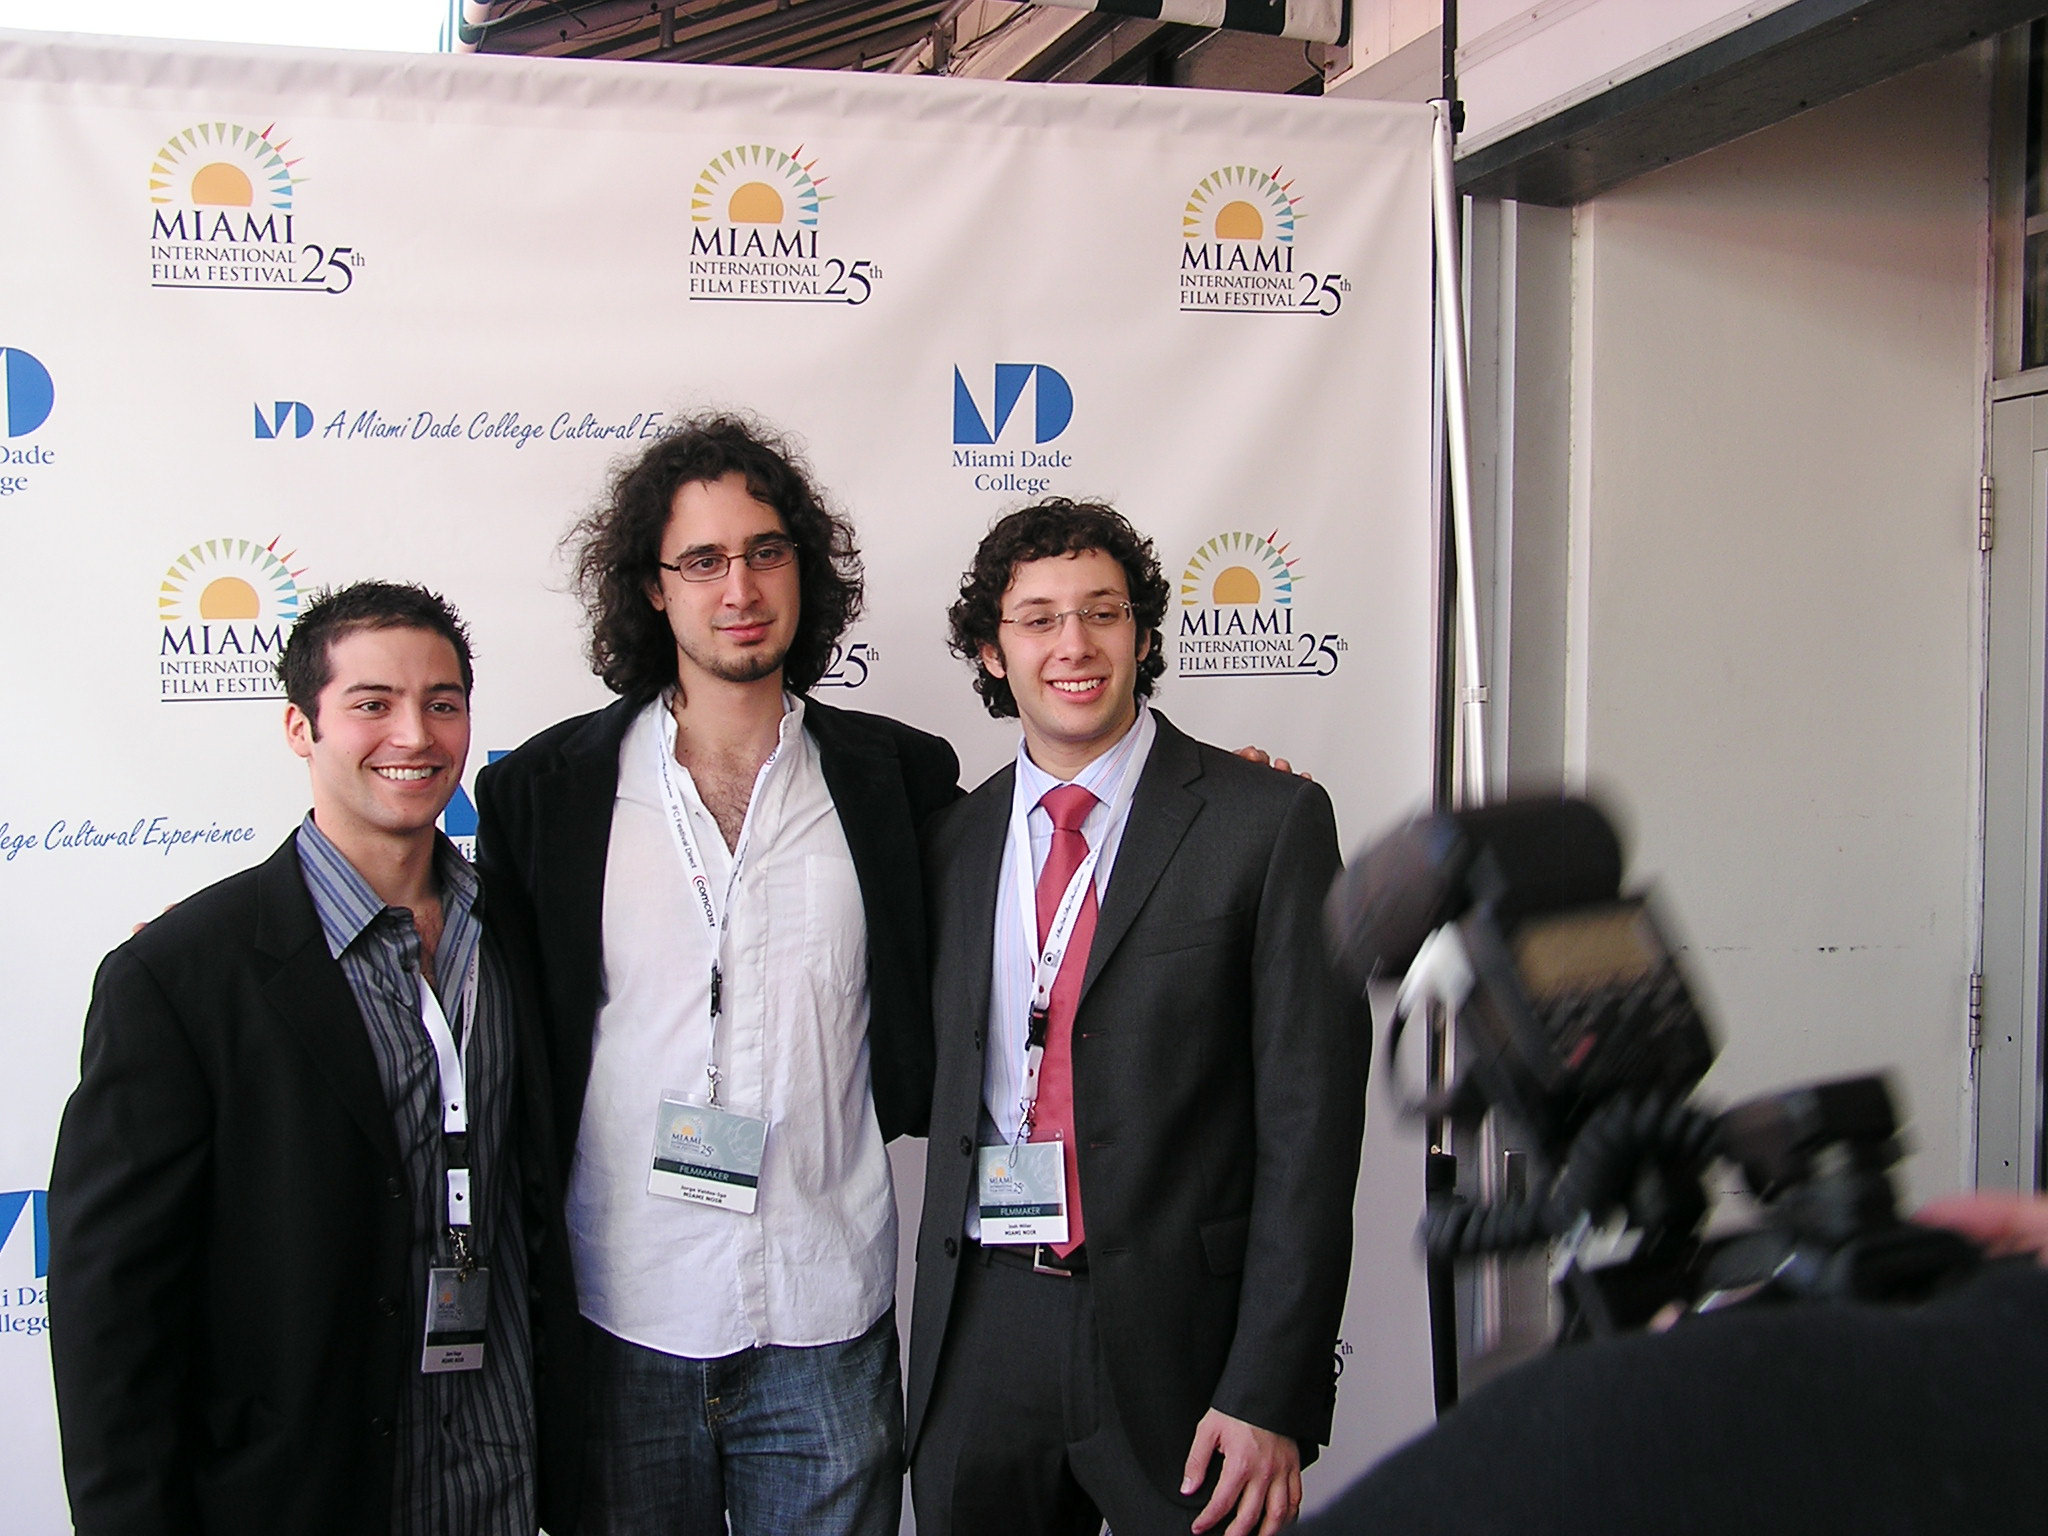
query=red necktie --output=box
[1031,782,1097,1256]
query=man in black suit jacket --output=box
[475,415,957,1536]
[48,582,580,1536]
[907,501,1369,1536]
[1301,1195,2048,1536]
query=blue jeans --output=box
[580,1310,904,1536]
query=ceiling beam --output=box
[1456,0,2048,205]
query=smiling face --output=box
[284,625,471,863]
[649,470,801,696]
[980,547,1150,779]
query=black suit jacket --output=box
[47,835,582,1536]
[1301,1261,2048,1536]
[473,694,961,1174]
[906,713,1370,1495]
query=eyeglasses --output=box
[998,601,1135,637]
[658,538,797,583]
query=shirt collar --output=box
[1013,701,1153,812]
[654,690,806,750]
[294,813,479,962]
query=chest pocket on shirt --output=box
[803,852,868,994]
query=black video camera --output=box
[1326,797,1977,1339]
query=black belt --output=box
[976,1239,1088,1277]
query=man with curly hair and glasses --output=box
[475,414,958,1536]
[905,499,1369,1536]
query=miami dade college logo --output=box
[441,750,514,859]
[148,122,367,294]
[2,348,54,437]
[255,400,314,439]
[0,347,56,496]
[157,537,307,702]
[1180,165,1348,316]
[0,1189,49,1341]
[952,363,1074,498]
[688,144,881,305]
[0,1191,46,1281]
[1176,530,1348,678]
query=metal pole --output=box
[1428,97,1488,809]
[1425,0,1478,1417]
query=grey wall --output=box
[1313,29,1997,1471]
[1496,48,1994,1204]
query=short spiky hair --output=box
[947,498,1170,719]
[565,412,864,703]
[276,581,473,732]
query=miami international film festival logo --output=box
[158,537,307,701]
[1180,165,1348,316]
[688,144,881,305]
[1176,530,1348,678]
[0,346,56,497]
[148,122,368,294]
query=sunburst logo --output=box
[1180,531,1298,609]
[1176,529,1346,678]
[146,121,364,294]
[157,538,309,703]
[692,143,827,230]
[687,142,879,305]
[159,538,305,625]
[1179,163,1347,314]
[149,122,303,213]
[1183,165,1301,246]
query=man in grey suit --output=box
[907,500,1369,1536]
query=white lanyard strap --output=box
[417,953,480,1232]
[1024,842,1103,1016]
[1012,846,1101,1138]
[653,708,779,1107]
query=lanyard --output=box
[416,953,481,1269]
[653,707,780,1108]
[1003,733,1146,1140]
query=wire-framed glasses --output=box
[998,601,1134,637]
[658,538,797,583]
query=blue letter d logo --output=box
[953,364,1073,446]
[0,1191,48,1279]
[255,401,314,440]
[0,348,54,438]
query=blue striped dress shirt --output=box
[295,816,535,1536]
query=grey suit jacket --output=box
[906,712,1370,1496]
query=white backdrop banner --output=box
[0,32,1437,1530]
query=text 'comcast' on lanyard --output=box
[975,738,1144,1246]
[646,708,776,1215]
[417,952,489,1373]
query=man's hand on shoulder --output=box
[1184,1407,1302,1536]
[1233,745,1311,780]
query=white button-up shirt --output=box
[567,695,894,1356]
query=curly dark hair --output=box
[565,413,864,702]
[277,580,473,737]
[947,498,1169,719]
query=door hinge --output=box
[1979,475,1995,553]
[1968,969,1984,1052]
